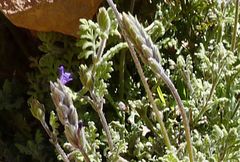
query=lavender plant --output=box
[28,0,240,161]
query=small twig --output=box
[97,38,107,60]
[88,91,114,152]
[41,121,70,162]
[96,103,114,151]
[89,34,115,152]
[53,142,69,162]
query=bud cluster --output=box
[122,12,162,68]
[50,79,85,149]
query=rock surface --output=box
[0,0,102,37]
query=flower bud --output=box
[97,7,111,33]
[28,98,45,122]
[65,124,78,148]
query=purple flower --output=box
[58,66,73,85]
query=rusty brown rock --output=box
[0,0,102,37]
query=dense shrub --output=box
[1,0,240,161]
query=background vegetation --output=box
[0,0,240,161]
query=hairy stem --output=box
[76,144,91,162]
[97,107,129,161]
[91,35,115,151]
[106,0,172,150]
[87,92,114,152]
[97,105,114,151]
[97,38,107,60]
[41,121,69,162]
[154,69,194,162]
[53,142,69,162]
[127,40,172,150]
[231,0,239,52]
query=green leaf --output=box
[157,86,166,105]
[78,50,94,59]
[159,152,179,162]
[95,61,113,80]
[77,19,100,59]
[49,111,59,136]
[82,41,94,50]
[107,8,119,36]
[95,79,108,97]
[35,130,44,145]
[102,42,128,61]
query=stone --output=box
[0,0,102,37]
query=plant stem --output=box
[127,40,172,150]
[107,0,172,150]
[106,0,172,149]
[76,144,91,162]
[119,50,126,99]
[97,38,107,60]
[90,34,115,151]
[87,91,114,152]
[97,105,114,151]
[53,142,70,162]
[41,121,70,162]
[136,108,163,139]
[154,69,194,162]
[106,0,122,25]
[96,104,129,161]
[231,0,239,52]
